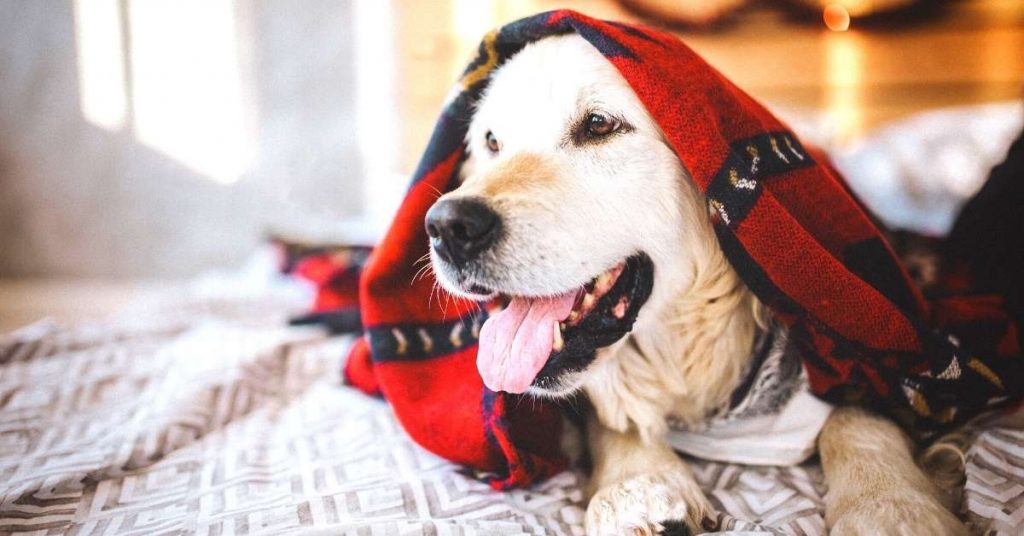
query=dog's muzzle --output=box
[425,197,501,268]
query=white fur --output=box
[429,34,964,535]
[433,35,695,311]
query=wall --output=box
[0,0,397,277]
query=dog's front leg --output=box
[819,406,967,535]
[584,413,713,536]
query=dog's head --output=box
[427,34,711,397]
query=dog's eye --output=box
[584,112,620,138]
[485,131,501,154]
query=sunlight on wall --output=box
[354,0,404,226]
[72,0,127,131]
[128,0,251,184]
[73,0,252,184]
[825,31,864,142]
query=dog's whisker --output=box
[441,287,454,317]
[411,263,434,285]
[428,281,440,311]
[566,391,581,416]
[433,284,443,312]
[424,183,444,200]
[433,282,446,311]
[513,393,526,411]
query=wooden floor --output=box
[394,0,1024,170]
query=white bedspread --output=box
[1,261,1021,535]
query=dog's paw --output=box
[829,493,967,536]
[585,472,713,536]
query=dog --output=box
[425,34,967,535]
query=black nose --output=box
[425,197,501,267]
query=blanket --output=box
[342,9,1024,489]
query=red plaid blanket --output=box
[303,11,1023,488]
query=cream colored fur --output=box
[820,407,967,535]
[430,34,964,535]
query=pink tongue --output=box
[477,292,578,393]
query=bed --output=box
[2,103,1022,535]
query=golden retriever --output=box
[425,34,965,536]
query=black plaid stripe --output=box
[368,313,486,362]
[706,132,815,229]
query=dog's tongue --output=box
[477,292,577,393]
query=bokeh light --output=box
[824,3,851,32]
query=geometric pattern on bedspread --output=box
[0,292,1020,535]
[965,428,1024,534]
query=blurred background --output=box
[1,0,1022,330]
